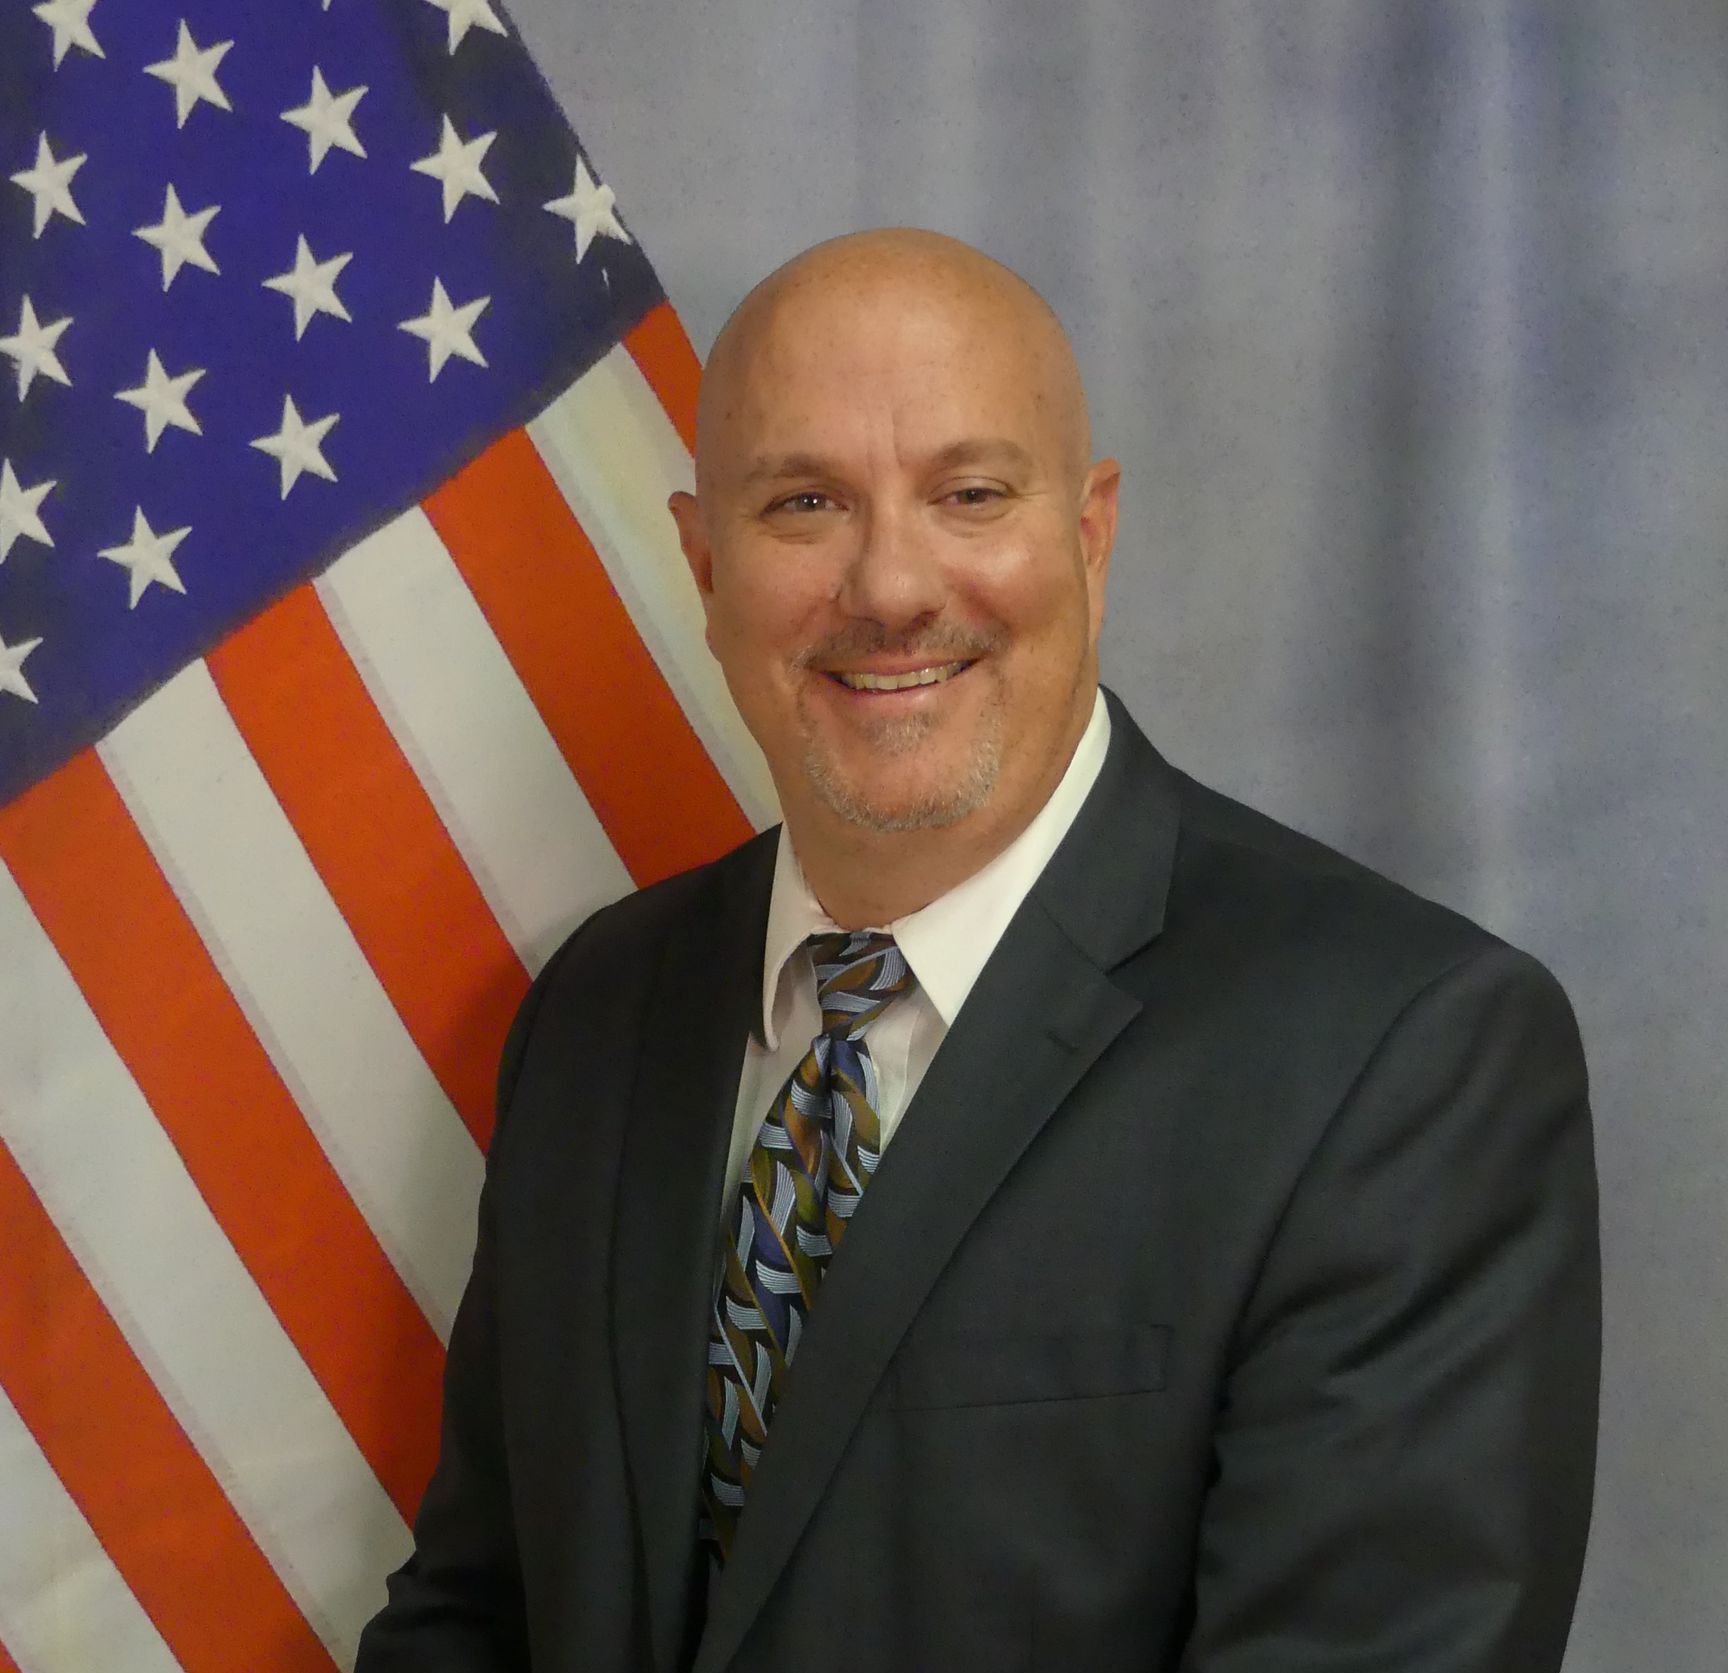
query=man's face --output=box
[675,269,1117,840]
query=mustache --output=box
[794,620,1006,669]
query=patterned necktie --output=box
[699,930,915,1564]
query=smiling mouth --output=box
[825,661,975,692]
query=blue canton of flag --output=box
[0,0,663,804]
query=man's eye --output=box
[770,491,836,514]
[946,485,1003,508]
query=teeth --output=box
[834,662,968,692]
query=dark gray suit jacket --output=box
[357,691,1600,1672]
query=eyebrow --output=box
[924,437,1036,475]
[738,437,1036,486]
[740,452,835,487]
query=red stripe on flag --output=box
[0,754,445,1519]
[423,428,754,885]
[0,1631,23,1673]
[625,301,702,453]
[208,583,529,1151]
[0,1138,338,1673]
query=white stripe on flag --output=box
[0,1383,180,1673]
[526,347,781,828]
[318,507,633,974]
[0,868,411,1666]
[99,664,484,1339]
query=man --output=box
[358,229,1600,1671]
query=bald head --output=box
[668,229,1120,917]
[695,229,1093,497]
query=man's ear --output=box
[668,490,713,597]
[1077,459,1120,644]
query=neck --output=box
[797,824,1023,931]
[787,692,1096,930]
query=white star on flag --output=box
[263,237,354,339]
[114,350,206,452]
[144,20,235,128]
[410,116,499,221]
[0,460,57,562]
[544,158,632,262]
[133,184,221,290]
[398,279,490,381]
[282,68,368,173]
[423,0,508,53]
[31,0,103,69]
[0,627,44,704]
[99,507,191,607]
[250,395,340,498]
[10,133,87,238]
[0,296,73,400]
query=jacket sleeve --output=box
[1179,944,1602,1673]
[353,943,571,1673]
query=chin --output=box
[800,741,1002,835]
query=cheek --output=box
[709,574,824,687]
[963,551,1090,653]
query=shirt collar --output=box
[756,688,1112,1048]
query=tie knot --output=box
[807,931,914,1040]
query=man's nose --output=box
[836,503,946,629]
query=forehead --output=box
[710,275,1066,468]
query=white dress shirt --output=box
[721,688,1112,1210]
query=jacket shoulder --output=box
[494,829,777,1124]
[548,826,774,980]
[1160,763,1539,995]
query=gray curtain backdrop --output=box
[513,2,1726,1666]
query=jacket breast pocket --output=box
[884,1323,1170,1411]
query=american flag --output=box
[0,2,773,1666]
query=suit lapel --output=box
[693,695,1182,1673]
[611,832,776,1673]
